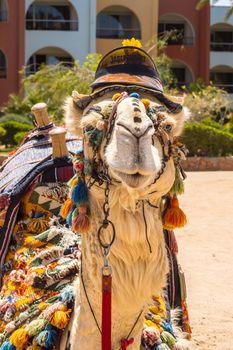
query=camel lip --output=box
[112,170,150,188]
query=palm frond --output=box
[196,0,210,10]
[224,6,233,21]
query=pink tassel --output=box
[72,204,89,233]
[121,338,134,350]
[0,299,12,313]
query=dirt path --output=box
[176,172,233,350]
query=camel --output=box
[62,86,191,350]
[0,44,193,350]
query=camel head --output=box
[65,90,185,199]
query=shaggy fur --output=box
[62,92,192,350]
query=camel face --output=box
[105,97,161,189]
[65,92,185,197]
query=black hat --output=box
[92,46,163,93]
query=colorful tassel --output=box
[129,92,140,98]
[141,98,150,109]
[0,342,16,350]
[142,327,161,347]
[60,198,73,219]
[120,338,134,350]
[66,205,76,226]
[72,204,89,233]
[170,167,184,195]
[85,128,103,147]
[71,177,88,204]
[36,325,57,348]
[160,331,176,348]
[50,309,71,329]
[27,319,47,337]
[59,286,74,305]
[163,196,187,230]
[9,328,29,349]
[156,344,170,350]
[112,93,121,101]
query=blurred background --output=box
[0,0,232,157]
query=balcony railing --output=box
[26,19,78,31]
[213,84,233,93]
[211,42,233,52]
[96,27,141,39]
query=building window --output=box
[170,61,194,88]
[211,30,233,52]
[0,50,7,78]
[0,0,8,22]
[158,14,195,45]
[210,71,233,94]
[26,3,78,31]
[97,6,141,39]
[26,48,73,75]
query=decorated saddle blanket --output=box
[0,140,191,350]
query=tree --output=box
[196,0,233,20]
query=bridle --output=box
[79,92,182,350]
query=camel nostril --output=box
[134,117,142,123]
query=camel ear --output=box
[64,91,91,137]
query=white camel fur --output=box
[64,91,188,350]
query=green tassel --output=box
[170,167,184,195]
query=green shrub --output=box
[14,131,28,145]
[182,122,233,157]
[0,121,32,146]
[0,126,6,138]
[0,113,33,125]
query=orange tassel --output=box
[141,98,150,109]
[163,196,187,229]
[60,198,73,219]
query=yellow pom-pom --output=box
[163,196,187,229]
[10,328,30,349]
[38,302,50,311]
[144,319,162,332]
[60,198,73,219]
[50,309,71,329]
[112,93,121,101]
[141,99,150,109]
[122,38,142,48]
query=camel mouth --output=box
[113,170,150,188]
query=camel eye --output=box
[164,124,173,132]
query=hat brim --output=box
[92,72,163,92]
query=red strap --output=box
[121,337,134,350]
[102,274,112,350]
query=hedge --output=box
[182,122,233,157]
[0,121,32,146]
[0,113,33,126]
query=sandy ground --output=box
[176,172,233,350]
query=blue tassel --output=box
[129,92,140,98]
[71,177,88,204]
[36,325,57,348]
[59,286,75,304]
[164,322,175,336]
[86,128,103,147]
[0,342,16,350]
[66,205,76,226]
